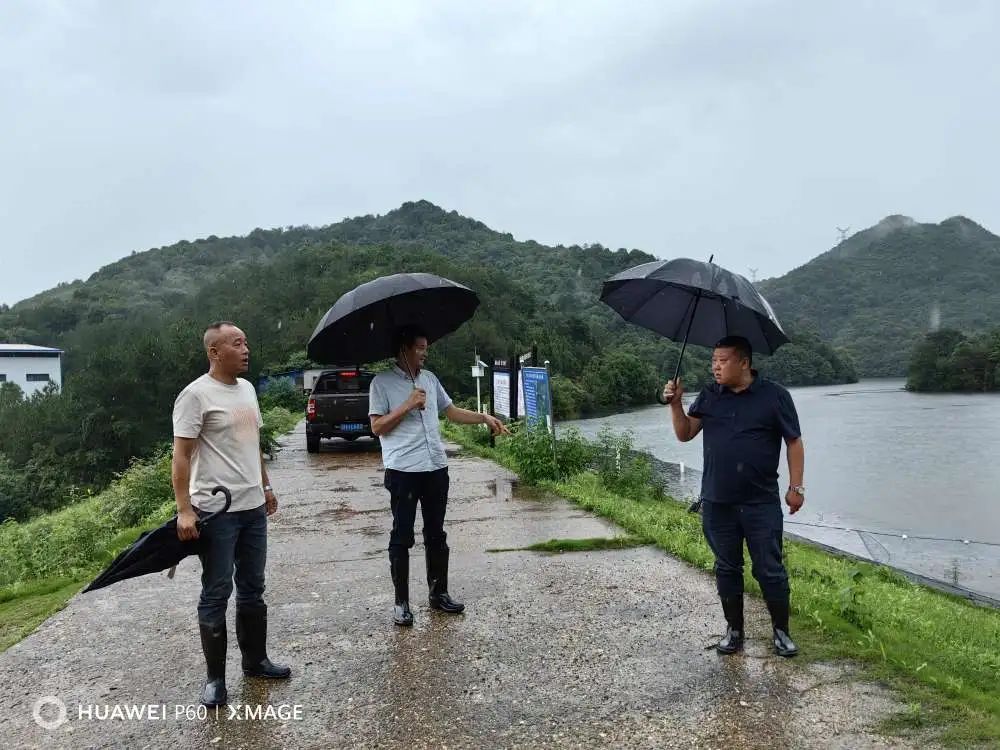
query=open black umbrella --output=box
[307,273,479,365]
[600,256,789,394]
[83,486,232,593]
[601,258,788,513]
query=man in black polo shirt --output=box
[663,336,805,657]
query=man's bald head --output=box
[203,321,239,352]
[202,321,250,380]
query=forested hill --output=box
[0,201,855,520]
[757,215,1000,376]
[2,200,650,327]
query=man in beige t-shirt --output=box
[172,321,291,707]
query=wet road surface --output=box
[0,423,926,749]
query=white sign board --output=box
[493,371,511,418]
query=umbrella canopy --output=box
[600,258,789,355]
[83,486,232,593]
[307,273,479,365]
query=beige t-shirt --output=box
[172,374,265,513]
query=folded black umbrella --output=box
[306,273,479,366]
[83,486,232,593]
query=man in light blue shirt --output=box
[369,325,508,626]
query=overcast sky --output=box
[2,0,998,305]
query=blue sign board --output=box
[520,367,552,430]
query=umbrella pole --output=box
[671,290,706,517]
[665,254,713,401]
[667,289,703,401]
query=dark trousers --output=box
[701,500,789,601]
[196,504,267,626]
[384,468,450,556]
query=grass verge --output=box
[443,422,1000,747]
[0,408,299,653]
[487,535,650,554]
[0,578,88,652]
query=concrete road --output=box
[0,423,923,749]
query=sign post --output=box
[492,357,512,421]
[544,359,557,468]
[471,352,487,415]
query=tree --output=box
[907,329,967,391]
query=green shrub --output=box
[592,426,662,498]
[99,448,174,529]
[498,423,594,483]
[445,421,494,448]
[258,378,306,412]
[260,407,300,455]
[551,375,590,419]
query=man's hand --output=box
[177,508,200,541]
[483,414,510,436]
[662,378,684,405]
[785,487,804,515]
[405,388,427,411]
[265,488,278,516]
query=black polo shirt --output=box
[688,374,801,505]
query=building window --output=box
[26,374,51,382]
[0,374,6,382]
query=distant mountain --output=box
[758,215,1000,376]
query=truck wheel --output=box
[306,435,320,453]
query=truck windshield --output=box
[314,372,375,393]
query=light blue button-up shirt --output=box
[368,365,453,472]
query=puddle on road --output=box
[349,525,385,538]
[319,502,388,522]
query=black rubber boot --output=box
[715,595,744,654]
[766,598,798,657]
[427,547,464,614]
[235,605,292,678]
[199,621,228,706]
[390,554,413,626]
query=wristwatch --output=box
[790,485,805,496]
[263,484,273,493]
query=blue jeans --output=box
[701,500,789,601]
[196,504,267,626]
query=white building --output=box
[0,344,64,396]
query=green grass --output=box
[0,407,299,653]
[488,535,650,554]
[444,422,1000,746]
[0,578,87,652]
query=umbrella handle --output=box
[196,486,233,527]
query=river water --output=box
[564,380,1000,600]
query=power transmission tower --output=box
[836,226,850,243]
[748,267,758,282]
